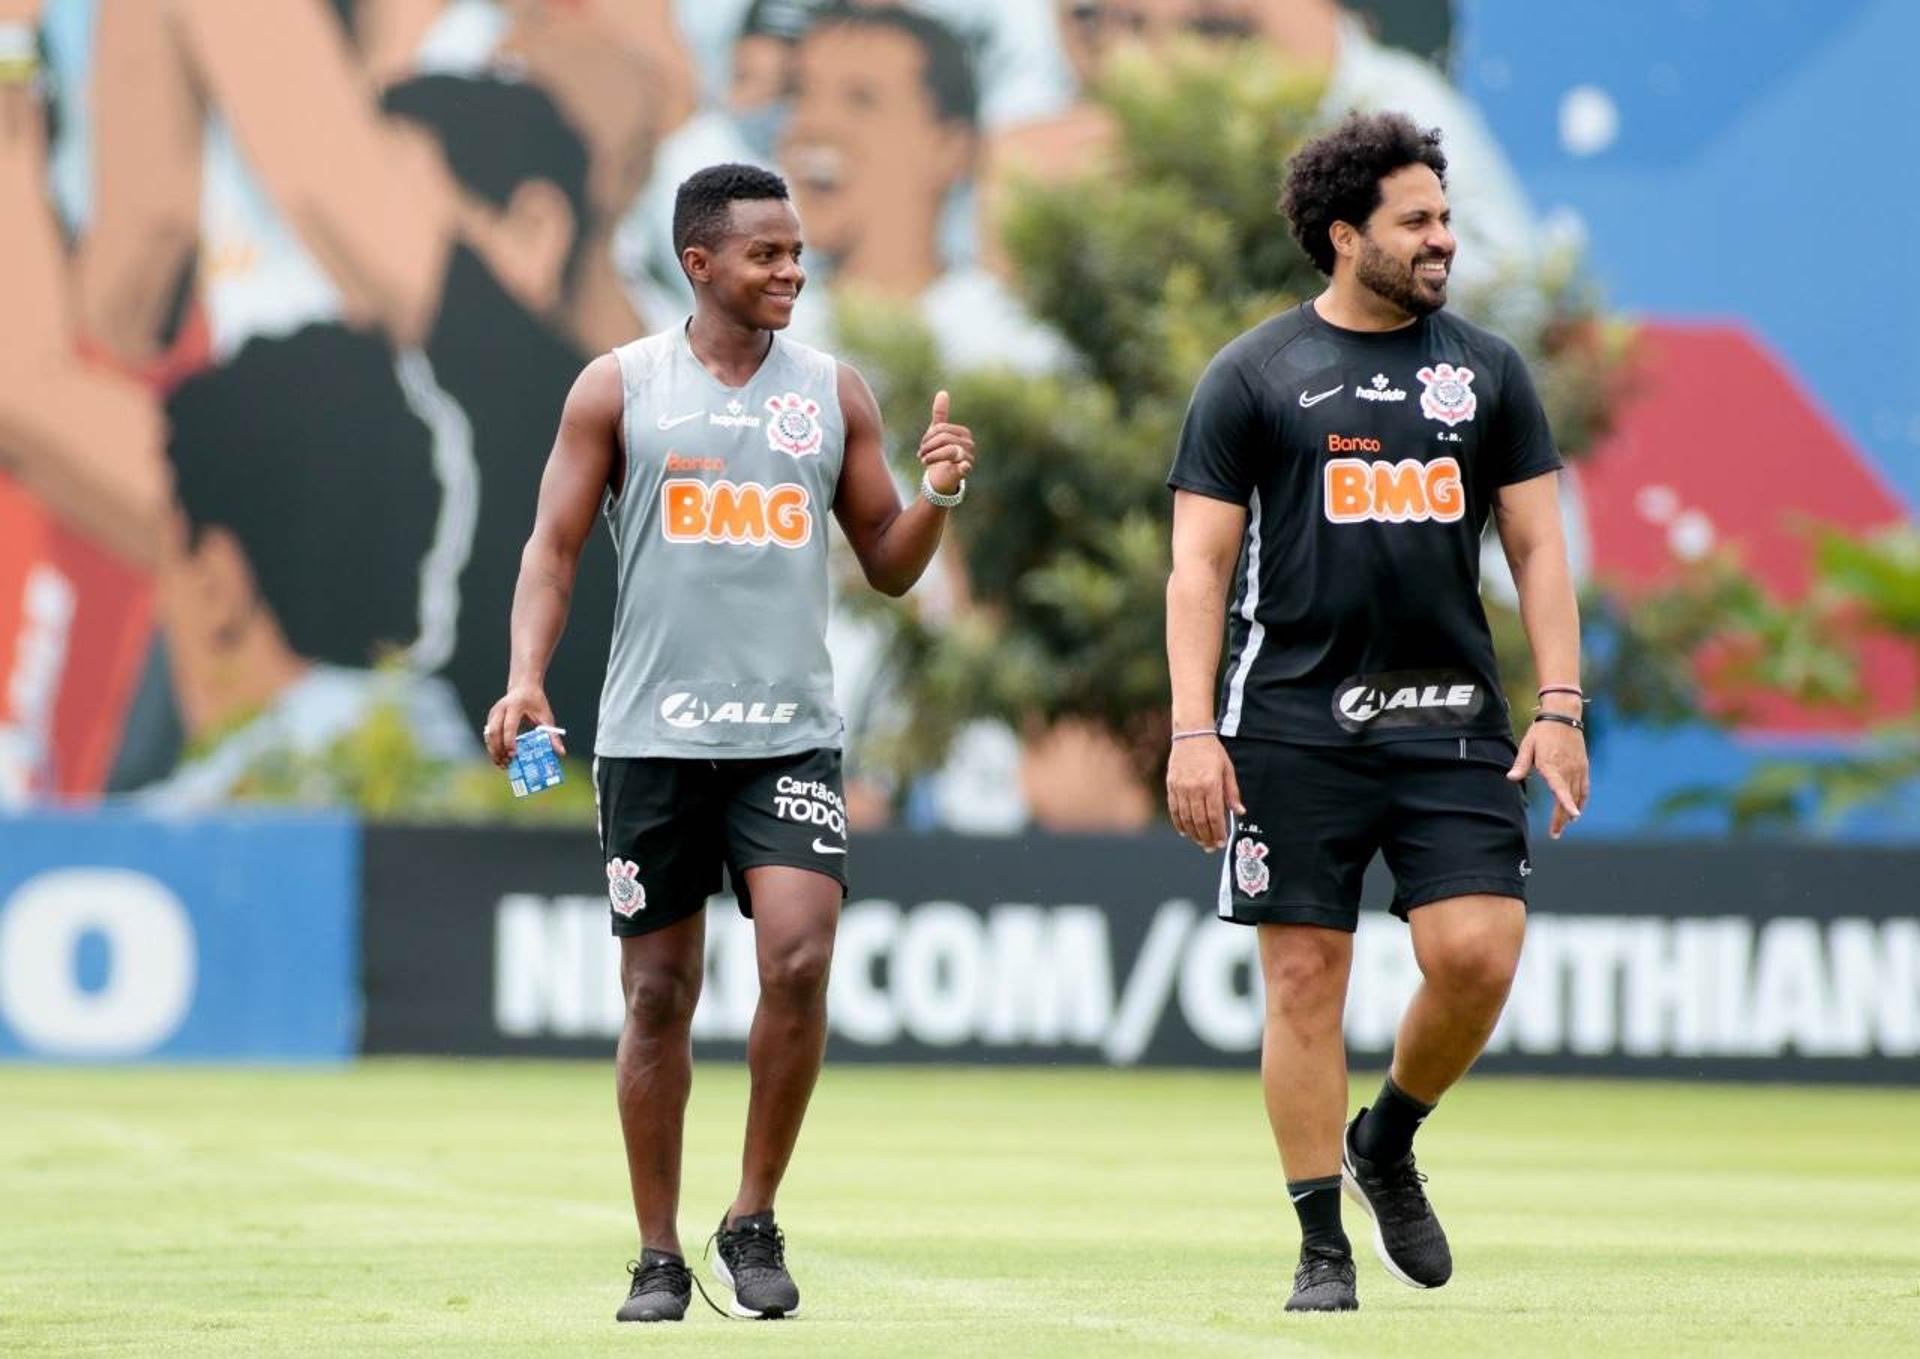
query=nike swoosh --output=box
[1289,1190,1312,1203]
[812,838,847,855]
[1297,385,1343,408]
[656,411,702,430]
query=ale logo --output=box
[657,692,800,730]
[661,479,812,548]
[1332,669,1486,732]
[1338,686,1385,723]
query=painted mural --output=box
[0,0,1910,831]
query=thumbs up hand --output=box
[918,389,975,497]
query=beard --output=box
[1355,235,1447,318]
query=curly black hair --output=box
[1280,112,1448,275]
[673,162,793,259]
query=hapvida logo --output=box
[709,398,762,430]
[1356,373,1407,403]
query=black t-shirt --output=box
[1167,300,1561,745]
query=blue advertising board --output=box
[0,812,358,1060]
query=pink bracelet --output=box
[1171,728,1217,742]
[1537,684,1586,701]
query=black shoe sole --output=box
[616,1301,688,1323]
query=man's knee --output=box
[1419,904,1525,998]
[1260,929,1349,1020]
[758,934,833,1008]
[622,964,701,1031]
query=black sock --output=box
[1286,1175,1348,1256]
[1353,1076,1434,1165]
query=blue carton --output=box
[507,726,566,797]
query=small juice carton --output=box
[507,726,566,797]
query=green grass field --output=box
[4,1062,1917,1356]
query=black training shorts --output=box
[1217,735,1529,931]
[593,747,849,937]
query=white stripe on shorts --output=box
[1216,810,1238,917]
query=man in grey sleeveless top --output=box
[482,164,976,1323]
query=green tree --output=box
[837,45,1632,797]
[1642,525,1920,828]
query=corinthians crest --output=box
[607,858,646,918]
[1233,836,1271,897]
[765,391,824,458]
[1416,362,1477,426]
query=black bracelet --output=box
[1533,710,1585,732]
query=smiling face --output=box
[778,22,972,264]
[683,196,807,330]
[1346,163,1457,318]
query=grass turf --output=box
[2,1061,1917,1356]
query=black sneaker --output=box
[1341,1111,1453,1288]
[1284,1244,1358,1312]
[712,1211,800,1319]
[616,1248,691,1322]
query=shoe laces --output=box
[628,1254,729,1318]
[715,1219,787,1275]
[1295,1245,1353,1289]
[1372,1155,1434,1227]
[627,1254,690,1299]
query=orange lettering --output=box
[706,483,766,543]
[1371,460,1430,521]
[766,485,811,548]
[1426,459,1464,520]
[664,479,706,539]
[1323,457,1465,524]
[1325,459,1371,522]
[659,479,814,547]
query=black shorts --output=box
[1218,735,1529,931]
[593,748,849,937]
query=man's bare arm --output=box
[483,353,621,765]
[1165,490,1248,850]
[1494,470,1588,836]
[831,363,973,598]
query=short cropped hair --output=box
[1280,111,1448,275]
[672,162,793,258]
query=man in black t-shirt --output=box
[1164,112,1589,1313]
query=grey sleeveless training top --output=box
[596,324,846,757]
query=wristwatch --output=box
[919,472,966,508]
